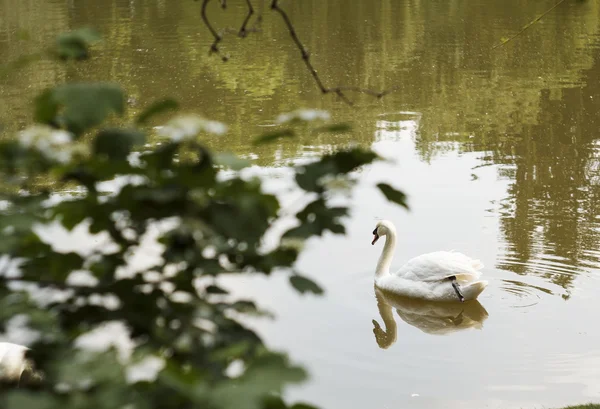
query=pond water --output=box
[2,0,600,408]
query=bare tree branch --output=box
[491,0,568,50]
[198,0,396,105]
[269,0,395,105]
[200,0,229,61]
[239,0,255,37]
[199,0,261,61]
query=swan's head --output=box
[372,220,396,245]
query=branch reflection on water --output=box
[372,287,489,349]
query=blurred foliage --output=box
[0,29,407,408]
[55,28,100,60]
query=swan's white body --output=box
[372,220,488,302]
[0,342,30,384]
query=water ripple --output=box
[498,255,583,278]
[497,279,545,308]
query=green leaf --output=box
[263,396,289,409]
[229,300,260,313]
[136,98,179,125]
[5,392,58,409]
[88,214,110,234]
[93,128,145,160]
[211,352,307,409]
[206,285,229,294]
[54,350,127,390]
[35,83,125,136]
[377,183,409,209]
[141,141,180,170]
[20,249,85,282]
[52,199,90,230]
[55,27,100,60]
[211,341,252,361]
[291,404,319,409]
[328,148,379,173]
[283,199,347,239]
[262,248,298,271]
[253,129,295,145]
[203,178,280,246]
[296,148,378,192]
[33,89,59,125]
[289,275,323,295]
[214,152,250,170]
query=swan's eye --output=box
[372,228,378,235]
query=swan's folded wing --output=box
[394,251,483,282]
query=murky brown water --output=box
[2,0,600,408]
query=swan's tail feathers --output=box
[463,280,488,301]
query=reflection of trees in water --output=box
[384,1,600,292]
[479,51,600,291]
[2,0,599,141]
[3,0,600,290]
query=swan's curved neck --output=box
[375,230,396,278]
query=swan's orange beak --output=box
[372,234,379,245]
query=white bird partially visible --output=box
[371,220,488,302]
[0,342,39,386]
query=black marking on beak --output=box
[371,233,379,245]
[371,227,380,245]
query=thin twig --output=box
[491,0,569,50]
[271,1,327,92]
[199,0,229,61]
[270,0,393,105]
[239,0,255,37]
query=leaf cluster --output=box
[0,29,407,409]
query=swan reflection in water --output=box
[372,288,489,349]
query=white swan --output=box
[371,220,488,302]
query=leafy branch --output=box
[0,26,410,409]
